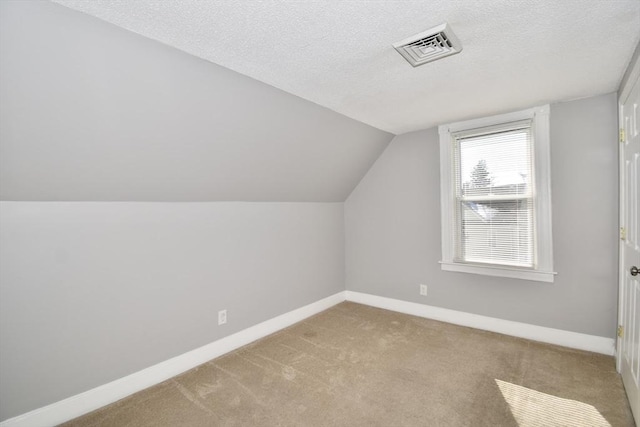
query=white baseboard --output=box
[2,290,615,426]
[345,291,615,356]
[0,292,346,427]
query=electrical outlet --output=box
[419,284,428,296]
[218,309,227,325]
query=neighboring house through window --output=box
[438,105,555,282]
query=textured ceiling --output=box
[52,0,640,134]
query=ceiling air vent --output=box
[393,23,462,67]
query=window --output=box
[439,105,555,282]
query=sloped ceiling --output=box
[2,1,639,202]
[52,0,640,134]
[0,1,392,202]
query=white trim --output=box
[617,82,626,373]
[345,291,615,355]
[439,124,455,269]
[438,104,554,283]
[0,292,346,427]
[532,105,554,275]
[439,261,556,283]
[443,105,546,134]
[2,289,616,426]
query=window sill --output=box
[439,261,556,283]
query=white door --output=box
[619,68,640,425]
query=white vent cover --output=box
[393,23,462,67]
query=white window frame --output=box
[438,105,555,283]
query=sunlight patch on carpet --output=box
[495,379,610,427]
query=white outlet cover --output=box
[419,284,428,296]
[218,310,227,325]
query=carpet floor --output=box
[63,302,635,426]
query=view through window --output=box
[453,122,534,267]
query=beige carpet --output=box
[63,302,635,426]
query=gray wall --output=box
[345,93,619,339]
[0,201,345,420]
[0,1,355,421]
[0,1,392,202]
[619,40,640,97]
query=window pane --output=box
[457,128,532,198]
[453,122,535,268]
[457,199,534,267]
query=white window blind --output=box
[452,120,535,268]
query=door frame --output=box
[617,46,640,371]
